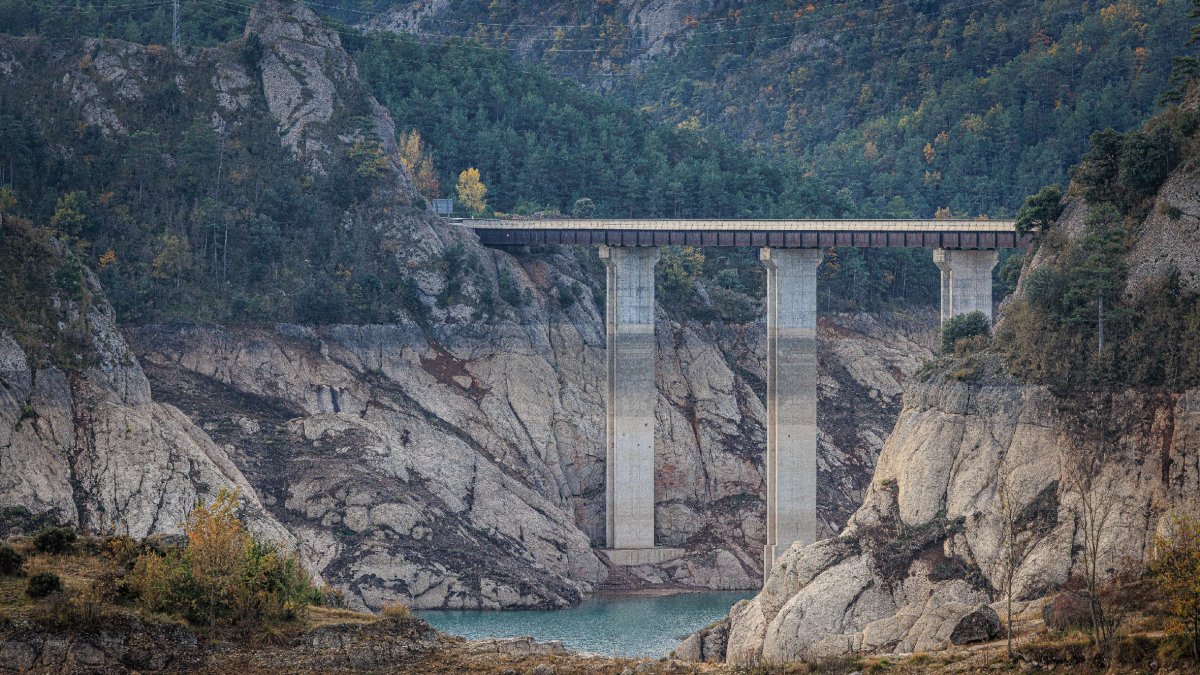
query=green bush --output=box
[1015,185,1064,238]
[940,311,991,354]
[26,571,62,598]
[497,270,523,306]
[708,287,757,324]
[571,197,595,218]
[0,542,24,576]
[33,526,76,554]
[1072,126,1179,212]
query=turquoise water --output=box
[417,591,752,658]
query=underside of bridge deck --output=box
[554,231,1008,579]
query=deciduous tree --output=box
[456,167,487,214]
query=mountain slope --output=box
[368,0,1192,216]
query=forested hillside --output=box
[0,0,950,324]
[367,0,1192,217]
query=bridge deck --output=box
[460,218,1023,249]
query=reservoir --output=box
[417,591,753,658]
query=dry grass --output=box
[381,601,412,620]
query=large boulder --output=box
[949,605,1002,645]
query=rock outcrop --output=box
[125,305,934,609]
[703,372,1200,664]
[0,256,289,545]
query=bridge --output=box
[460,218,1023,579]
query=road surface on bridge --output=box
[459,218,1023,249]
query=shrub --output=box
[1043,591,1091,632]
[129,488,323,630]
[33,526,77,554]
[1015,184,1064,238]
[26,571,63,598]
[708,286,757,324]
[1150,515,1200,660]
[0,542,23,576]
[130,549,175,612]
[381,600,411,619]
[940,311,991,354]
[497,270,523,306]
[571,197,595,218]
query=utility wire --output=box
[200,0,1013,58]
[193,0,1030,90]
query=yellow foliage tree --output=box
[456,167,487,214]
[50,190,89,237]
[398,129,441,198]
[1152,515,1200,659]
[349,138,388,178]
[185,488,251,630]
[151,232,190,288]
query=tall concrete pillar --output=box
[600,245,680,566]
[934,253,952,324]
[760,247,822,579]
[932,249,999,323]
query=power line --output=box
[191,0,1025,90]
[200,0,1020,77]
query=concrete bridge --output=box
[462,218,1023,579]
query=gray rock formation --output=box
[125,303,934,609]
[707,374,1200,664]
[0,269,289,545]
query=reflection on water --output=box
[417,591,753,658]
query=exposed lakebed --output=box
[417,591,752,657]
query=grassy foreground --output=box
[2,491,1198,673]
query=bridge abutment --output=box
[599,246,683,565]
[760,247,822,578]
[933,249,999,323]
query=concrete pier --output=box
[932,249,1000,322]
[600,246,677,561]
[760,248,822,578]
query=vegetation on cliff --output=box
[998,108,1200,392]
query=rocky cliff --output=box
[683,146,1200,665]
[698,374,1199,664]
[0,0,938,611]
[124,304,934,609]
[0,229,291,547]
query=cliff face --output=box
[711,377,1199,663]
[125,304,933,608]
[0,0,938,611]
[0,240,290,546]
[688,142,1200,665]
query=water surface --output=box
[417,591,752,658]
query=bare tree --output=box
[995,462,1030,661]
[1063,445,1123,652]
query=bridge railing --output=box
[459,218,1018,232]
